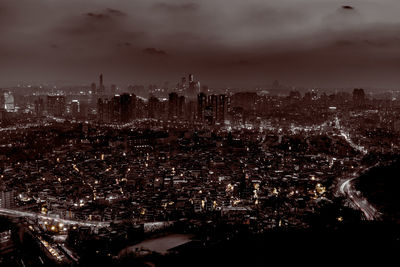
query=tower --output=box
[111,84,117,95]
[91,82,96,94]
[98,73,105,95]
[197,92,207,122]
[187,74,200,101]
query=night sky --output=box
[1,0,400,88]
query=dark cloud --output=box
[143,48,167,56]
[58,9,126,36]
[85,8,126,19]
[342,5,354,10]
[82,8,126,24]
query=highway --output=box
[0,208,110,228]
[335,116,368,155]
[338,177,379,220]
[334,117,380,220]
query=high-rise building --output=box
[149,96,165,119]
[231,92,257,111]
[120,93,134,123]
[97,93,136,123]
[168,92,179,120]
[185,100,197,122]
[0,191,15,209]
[217,94,227,123]
[197,93,207,122]
[187,74,201,101]
[71,100,80,118]
[34,98,45,117]
[178,95,185,119]
[181,77,186,89]
[91,82,96,94]
[97,98,107,122]
[98,73,105,95]
[168,92,185,120]
[78,100,89,120]
[111,84,117,95]
[47,95,65,117]
[208,94,218,125]
[0,91,14,111]
[353,88,365,107]
[199,94,227,125]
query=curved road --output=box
[335,116,379,220]
[338,177,379,221]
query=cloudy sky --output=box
[1,0,400,88]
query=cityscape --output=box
[1,0,400,266]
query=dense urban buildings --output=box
[0,75,399,265]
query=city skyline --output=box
[1,1,400,265]
[2,0,400,88]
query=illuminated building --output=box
[197,93,227,125]
[111,84,117,95]
[91,82,96,94]
[353,88,366,108]
[34,98,45,117]
[187,74,201,101]
[0,191,15,209]
[0,90,14,111]
[97,93,136,123]
[148,96,165,119]
[47,95,65,117]
[197,92,207,122]
[98,73,105,95]
[168,92,179,120]
[71,100,80,118]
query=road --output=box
[334,116,379,220]
[338,175,379,221]
[335,116,368,155]
[0,208,110,228]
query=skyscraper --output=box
[187,74,201,101]
[217,94,227,124]
[97,94,136,123]
[98,73,105,95]
[91,82,96,94]
[353,88,365,108]
[197,93,226,125]
[34,98,45,117]
[111,84,117,95]
[0,90,14,111]
[71,100,80,118]
[47,95,65,117]
[0,191,15,209]
[148,97,160,119]
[181,77,186,89]
[168,92,179,120]
[197,92,207,122]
